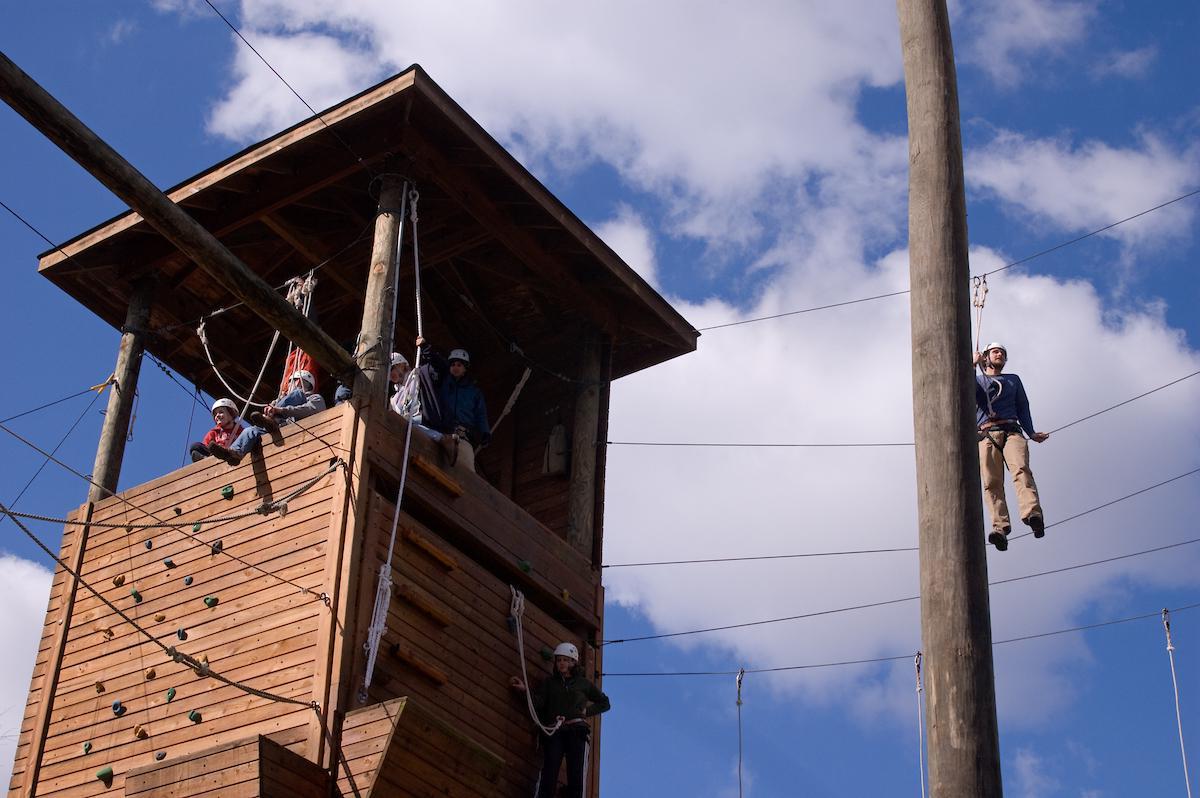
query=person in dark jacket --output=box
[974,342,1050,551]
[416,338,491,472]
[510,642,610,798]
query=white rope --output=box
[1162,610,1194,798]
[492,366,533,434]
[239,329,282,418]
[736,667,746,798]
[510,586,564,737]
[197,320,274,409]
[914,652,927,798]
[281,272,318,383]
[971,275,988,355]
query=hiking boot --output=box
[1026,515,1046,539]
[249,411,280,434]
[208,444,242,466]
[988,530,1009,552]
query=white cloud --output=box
[105,19,138,45]
[0,554,53,773]
[594,206,659,289]
[1093,46,1157,80]
[969,130,1200,251]
[1014,747,1061,797]
[961,0,1094,87]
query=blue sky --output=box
[2,2,1198,796]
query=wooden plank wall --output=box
[10,411,347,798]
[509,375,575,539]
[124,735,329,798]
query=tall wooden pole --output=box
[354,176,405,407]
[896,1,1004,795]
[567,335,602,554]
[0,51,356,381]
[89,278,154,503]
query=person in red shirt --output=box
[189,398,245,463]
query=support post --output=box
[89,278,154,503]
[896,1,1003,795]
[0,52,356,381]
[567,335,602,554]
[354,175,405,408]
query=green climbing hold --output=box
[165,687,176,703]
[203,596,219,608]
[221,485,234,500]
[82,741,92,754]
[192,523,201,534]
[188,709,202,723]
[130,588,142,603]
[539,646,553,661]
[95,766,113,784]
[183,575,193,586]
[518,559,532,573]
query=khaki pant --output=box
[979,430,1042,532]
[456,436,476,473]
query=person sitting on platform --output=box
[189,398,245,463]
[415,338,491,472]
[209,370,326,465]
[388,352,419,417]
[974,342,1050,551]
[510,642,610,798]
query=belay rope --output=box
[736,667,746,798]
[972,275,1000,419]
[914,652,927,798]
[1162,609,1193,798]
[362,183,423,700]
[509,586,565,737]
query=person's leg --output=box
[189,443,209,463]
[563,727,589,798]
[456,436,475,472]
[1002,436,1043,525]
[535,733,565,798]
[979,434,1010,532]
[334,384,352,405]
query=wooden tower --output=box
[6,66,696,797]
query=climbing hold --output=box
[176,628,187,641]
[560,589,570,602]
[162,558,176,569]
[154,751,166,761]
[196,654,210,675]
[111,700,125,717]
[173,507,182,516]
[165,687,176,703]
[144,668,156,681]
[133,724,148,740]
[82,741,92,754]
[203,596,218,608]
[539,647,553,661]
[144,539,153,550]
[183,575,193,586]
[192,523,201,534]
[95,765,113,785]
[210,540,223,555]
[112,574,125,587]
[153,613,166,623]
[220,485,234,500]
[187,709,202,723]
[94,681,105,694]
[518,559,532,573]
[130,588,142,603]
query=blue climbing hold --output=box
[210,540,223,555]
[155,751,166,761]
[163,558,175,569]
[176,628,187,641]
[183,575,193,586]
[144,539,153,550]
[111,700,125,717]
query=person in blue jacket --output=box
[416,338,491,472]
[974,342,1050,551]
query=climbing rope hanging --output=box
[362,182,419,699]
[1161,609,1193,798]
[276,272,319,398]
[914,652,926,798]
[736,667,746,798]
[971,275,989,356]
[508,586,564,737]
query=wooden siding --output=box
[124,735,329,798]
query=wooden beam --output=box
[89,278,153,502]
[567,335,602,554]
[355,175,406,405]
[261,213,367,303]
[897,1,1004,795]
[0,52,358,381]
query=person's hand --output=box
[415,336,425,347]
[1030,432,1050,443]
[509,677,526,692]
[973,351,984,366]
[263,405,278,419]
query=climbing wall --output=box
[9,411,346,797]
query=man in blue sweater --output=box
[974,342,1049,551]
[416,338,491,472]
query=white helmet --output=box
[289,369,315,390]
[553,642,579,662]
[211,398,237,416]
[448,348,470,365]
[390,352,409,368]
[983,342,1007,357]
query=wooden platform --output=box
[125,735,329,798]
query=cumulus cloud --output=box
[969,130,1200,252]
[0,554,53,773]
[594,206,659,289]
[960,0,1094,87]
[1092,46,1157,80]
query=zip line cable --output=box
[602,600,1200,677]
[605,464,1200,569]
[696,188,1200,332]
[608,366,1200,449]
[601,467,1200,644]
[0,384,103,424]
[0,498,320,711]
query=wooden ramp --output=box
[124,735,329,798]
[337,697,504,797]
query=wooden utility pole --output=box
[896,1,1004,796]
[88,278,154,503]
[567,335,602,554]
[355,175,405,406]
[0,51,356,381]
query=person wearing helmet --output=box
[973,342,1049,551]
[510,641,610,798]
[416,337,491,471]
[209,370,327,465]
[189,398,246,463]
[387,352,420,418]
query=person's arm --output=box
[276,392,327,420]
[583,680,610,716]
[473,390,492,446]
[1012,376,1043,439]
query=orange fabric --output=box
[279,350,320,395]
